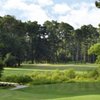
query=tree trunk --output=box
[18,61,20,66]
[31,38,34,64]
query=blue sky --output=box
[0,0,99,29]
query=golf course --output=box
[1,1,100,100]
[1,64,100,100]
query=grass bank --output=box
[0,82,100,100]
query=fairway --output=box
[3,64,98,76]
[21,64,98,71]
[1,82,100,100]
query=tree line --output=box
[0,15,99,66]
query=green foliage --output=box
[96,55,100,64]
[1,69,76,85]
[64,69,76,79]
[0,15,99,64]
[88,43,100,55]
[4,53,17,67]
[87,67,100,80]
[0,70,59,85]
[1,75,32,84]
[2,66,100,85]
[0,59,4,77]
[88,69,99,79]
[88,43,100,63]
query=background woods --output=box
[0,15,100,66]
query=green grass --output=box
[3,63,98,76]
[3,68,35,76]
[21,63,98,71]
[0,82,100,100]
[0,64,100,100]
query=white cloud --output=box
[53,3,71,15]
[0,0,6,16]
[58,2,100,28]
[0,0,100,29]
[1,0,51,24]
[21,4,51,24]
[3,0,27,10]
[35,0,53,7]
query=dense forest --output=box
[0,15,100,66]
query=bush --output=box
[30,70,74,85]
[88,69,99,79]
[31,76,52,85]
[64,69,76,79]
[30,72,55,85]
[1,75,32,84]
[3,69,99,85]
[16,75,32,84]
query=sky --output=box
[0,0,100,29]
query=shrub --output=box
[64,69,76,79]
[30,72,54,85]
[30,70,72,85]
[16,75,32,84]
[31,76,52,85]
[3,69,98,85]
[87,69,99,80]
[1,75,32,84]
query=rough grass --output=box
[0,82,100,100]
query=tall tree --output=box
[57,22,74,63]
[43,20,60,62]
[25,21,40,63]
[0,15,99,64]
[0,15,26,66]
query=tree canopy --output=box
[0,15,99,66]
[88,43,100,55]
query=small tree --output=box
[88,43,100,55]
[88,43,100,63]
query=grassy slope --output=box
[0,82,100,100]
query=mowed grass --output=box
[21,63,98,71]
[1,82,100,100]
[1,64,100,100]
[3,63,98,76]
